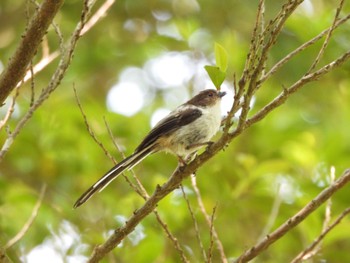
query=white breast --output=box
[165,102,222,157]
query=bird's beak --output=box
[218,91,226,98]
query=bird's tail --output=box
[73,146,154,208]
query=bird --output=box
[74,89,226,208]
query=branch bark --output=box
[0,0,64,105]
[0,0,94,161]
[234,169,350,262]
[291,207,350,263]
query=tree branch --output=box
[181,184,207,262]
[191,175,227,262]
[4,185,47,250]
[291,207,350,263]
[0,0,64,105]
[0,0,95,161]
[234,169,350,263]
[19,0,116,87]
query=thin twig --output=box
[152,209,190,263]
[307,0,344,73]
[291,207,350,263]
[80,0,116,35]
[207,205,217,263]
[259,13,350,84]
[4,184,47,249]
[73,87,115,162]
[180,184,207,262]
[291,166,336,262]
[246,0,304,91]
[191,175,228,263]
[102,117,142,195]
[240,0,266,88]
[234,169,350,263]
[0,86,20,131]
[19,0,116,87]
[246,49,350,129]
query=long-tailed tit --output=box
[74,89,226,208]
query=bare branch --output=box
[291,207,350,263]
[240,0,266,88]
[259,13,350,84]
[20,51,60,87]
[80,0,116,35]
[246,49,350,128]
[0,0,94,161]
[73,87,115,162]
[181,184,207,262]
[4,184,46,250]
[307,0,344,73]
[207,205,217,263]
[0,250,11,263]
[240,0,304,91]
[19,0,116,87]
[235,1,305,133]
[234,169,350,263]
[0,86,20,131]
[191,175,228,263]
[88,162,197,262]
[103,117,142,195]
[153,209,190,263]
[0,0,64,104]
[290,166,336,262]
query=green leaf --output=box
[215,42,228,72]
[204,65,226,89]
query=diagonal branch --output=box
[259,12,350,84]
[234,169,350,263]
[307,0,344,73]
[19,0,116,86]
[0,0,64,105]
[0,0,95,161]
[4,185,47,250]
[191,175,227,262]
[291,207,350,263]
[246,49,350,128]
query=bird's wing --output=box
[135,107,202,152]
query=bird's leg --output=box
[177,156,187,167]
[177,152,197,168]
[185,152,197,163]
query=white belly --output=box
[165,103,222,157]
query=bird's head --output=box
[186,89,226,108]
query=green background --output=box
[1,0,350,262]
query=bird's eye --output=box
[208,93,213,97]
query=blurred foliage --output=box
[1,0,350,262]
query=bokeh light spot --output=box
[107,82,144,116]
